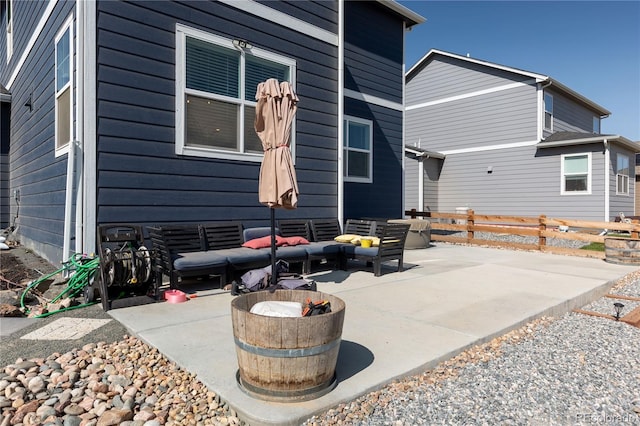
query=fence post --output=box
[539,215,546,249]
[467,209,474,242]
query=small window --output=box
[593,116,600,134]
[55,17,73,156]
[176,25,296,162]
[544,92,553,131]
[561,153,591,194]
[5,0,13,61]
[343,116,373,183]
[616,154,629,195]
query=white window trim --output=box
[616,153,630,195]
[343,115,373,184]
[544,92,553,131]
[561,152,591,195]
[5,0,13,62]
[54,15,74,158]
[175,23,296,163]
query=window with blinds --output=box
[176,25,296,161]
[561,153,591,194]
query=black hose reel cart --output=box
[96,224,160,311]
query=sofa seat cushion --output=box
[342,245,379,257]
[305,241,346,256]
[274,245,308,260]
[217,247,271,265]
[172,251,228,272]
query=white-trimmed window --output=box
[343,116,373,183]
[55,17,73,156]
[5,0,12,61]
[544,92,553,131]
[616,153,629,195]
[176,24,296,162]
[561,153,591,194]
[593,116,600,134]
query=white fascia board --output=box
[219,0,338,46]
[407,49,548,83]
[404,146,445,159]
[441,139,540,156]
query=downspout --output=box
[82,1,97,254]
[75,0,84,255]
[418,157,424,212]
[62,139,75,262]
[401,20,406,217]
[337,0,344,226]
[604,139,609,222]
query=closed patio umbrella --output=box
[255,78,299,285]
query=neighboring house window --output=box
[5,0,12,61]
[593,116,600,134]
[616,154,629,195]
[55,17,73,156]
[343,116,373,183]
[176,25,296,162]
[561,153,591,194]
[544,92,553,131]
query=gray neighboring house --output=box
[404,49,639,221]
[0,0,423,264]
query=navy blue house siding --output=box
[2,0,76,261]
[343,1,405,220]
[96,1,339,231]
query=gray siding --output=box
[406,84,539,152]
[406,56,532,106]
[3,1,76,262]
[96,1,339,231]
[609,145,636,220]
[437,144,607,220]
[404,153,419,211]
[423,157,441,212]
[543,88,601,137]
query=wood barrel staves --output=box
[604,237,640,265]
[231,289,345,402]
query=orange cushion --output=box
[281,236,310,246]
[242,235,285,249]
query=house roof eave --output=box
[538,135,640,153]
[404,145,446,159]
[545,78,611,116]
[377,0,425,29]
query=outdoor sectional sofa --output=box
[148,219,410,289]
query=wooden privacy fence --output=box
[405,209,640,259]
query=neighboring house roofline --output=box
[538,132,639,152]
[377,0,426,28]
[407,49,611,116]
[0,84,10,102]
[405,145,446,159]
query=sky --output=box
[398,1,640,141]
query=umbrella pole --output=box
[270,207,277,287]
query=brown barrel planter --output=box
[231,289,345,402]
[604,237,640,265]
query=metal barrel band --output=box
[236,370,337,402]
[234,336,340,358]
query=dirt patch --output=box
[0,248,59,289]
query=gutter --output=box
[604,139,609,222]
[538,135,640,153]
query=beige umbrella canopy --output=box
[255,78,299,209]
[254,79,299,286]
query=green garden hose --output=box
[20,254,101,317]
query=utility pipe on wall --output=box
[604,139,609,222]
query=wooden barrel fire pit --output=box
[231,289,345,402]
[604,237,640,265]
